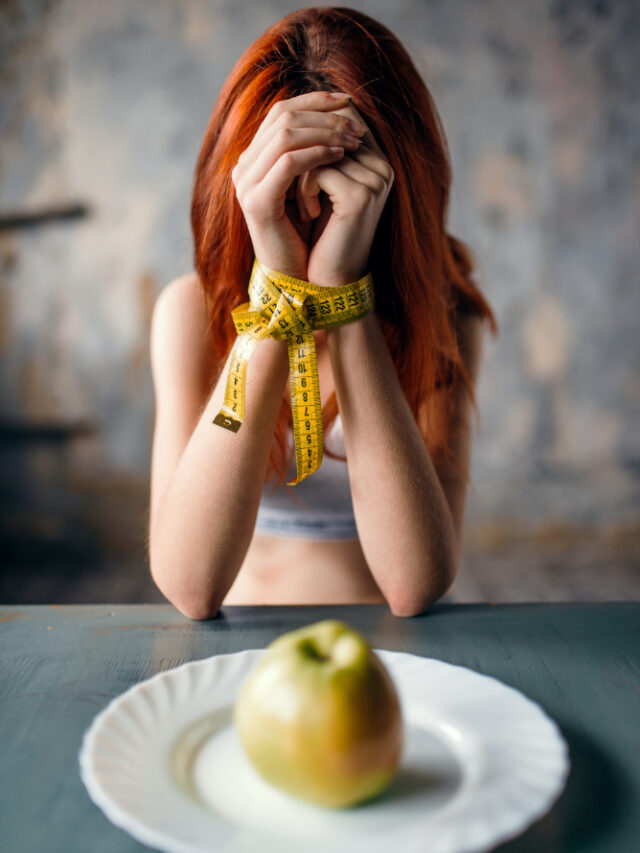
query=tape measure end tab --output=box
[213,412,242,433]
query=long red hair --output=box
[191,6,498,487]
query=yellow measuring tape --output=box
[213,258,375,484]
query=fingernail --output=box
[330,92,350,99]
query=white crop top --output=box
[254,413,358,540]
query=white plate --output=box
[79,649,569,853]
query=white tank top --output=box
[254,413,358,539]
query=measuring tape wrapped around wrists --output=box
[213,257,375,485]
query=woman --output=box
[147,7,498,620]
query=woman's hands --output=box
[301,103,395,287]
[231,91,365,280]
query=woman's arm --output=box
[149,91,361,619]
[326,310,484,618]
[148,275,290,620]
[298,99,484,617]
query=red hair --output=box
[191,6,498,487]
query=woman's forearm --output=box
[149,338,290,619]
[326,311,458,617]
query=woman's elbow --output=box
[389,598,429,618]
[149,556,222,621]
[175,598,220,621]
[159,585,221,621]
[388,566,458,618]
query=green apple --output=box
[233,619,403,808]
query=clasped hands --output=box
[231,90,394,290]
[289,96,394,288]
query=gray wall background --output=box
[1,0,638,599]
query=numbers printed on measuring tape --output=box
[213,258,375,484]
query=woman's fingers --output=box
[258,108,363,153]
[255,145,347,218]
[296,146,366,213]
[254,91,351,142]
[294,175,309,222]
[297,168,322,217]
[230,90,393,229]
[238,92,355,178]
[232,91,364,195]
[296,171,321,221]
[242,124,360,190]
[328,103,388,161]
[300,145,394,215]
[326,144,395,190]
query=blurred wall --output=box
[1,0,638,597]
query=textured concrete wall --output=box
[1,0,638,558]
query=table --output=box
[1,603,638,852]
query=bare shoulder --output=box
[150,271,219,398]
[152,271,207,334]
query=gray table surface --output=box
[1,602,638,853]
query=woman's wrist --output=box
[307,263,369,288]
